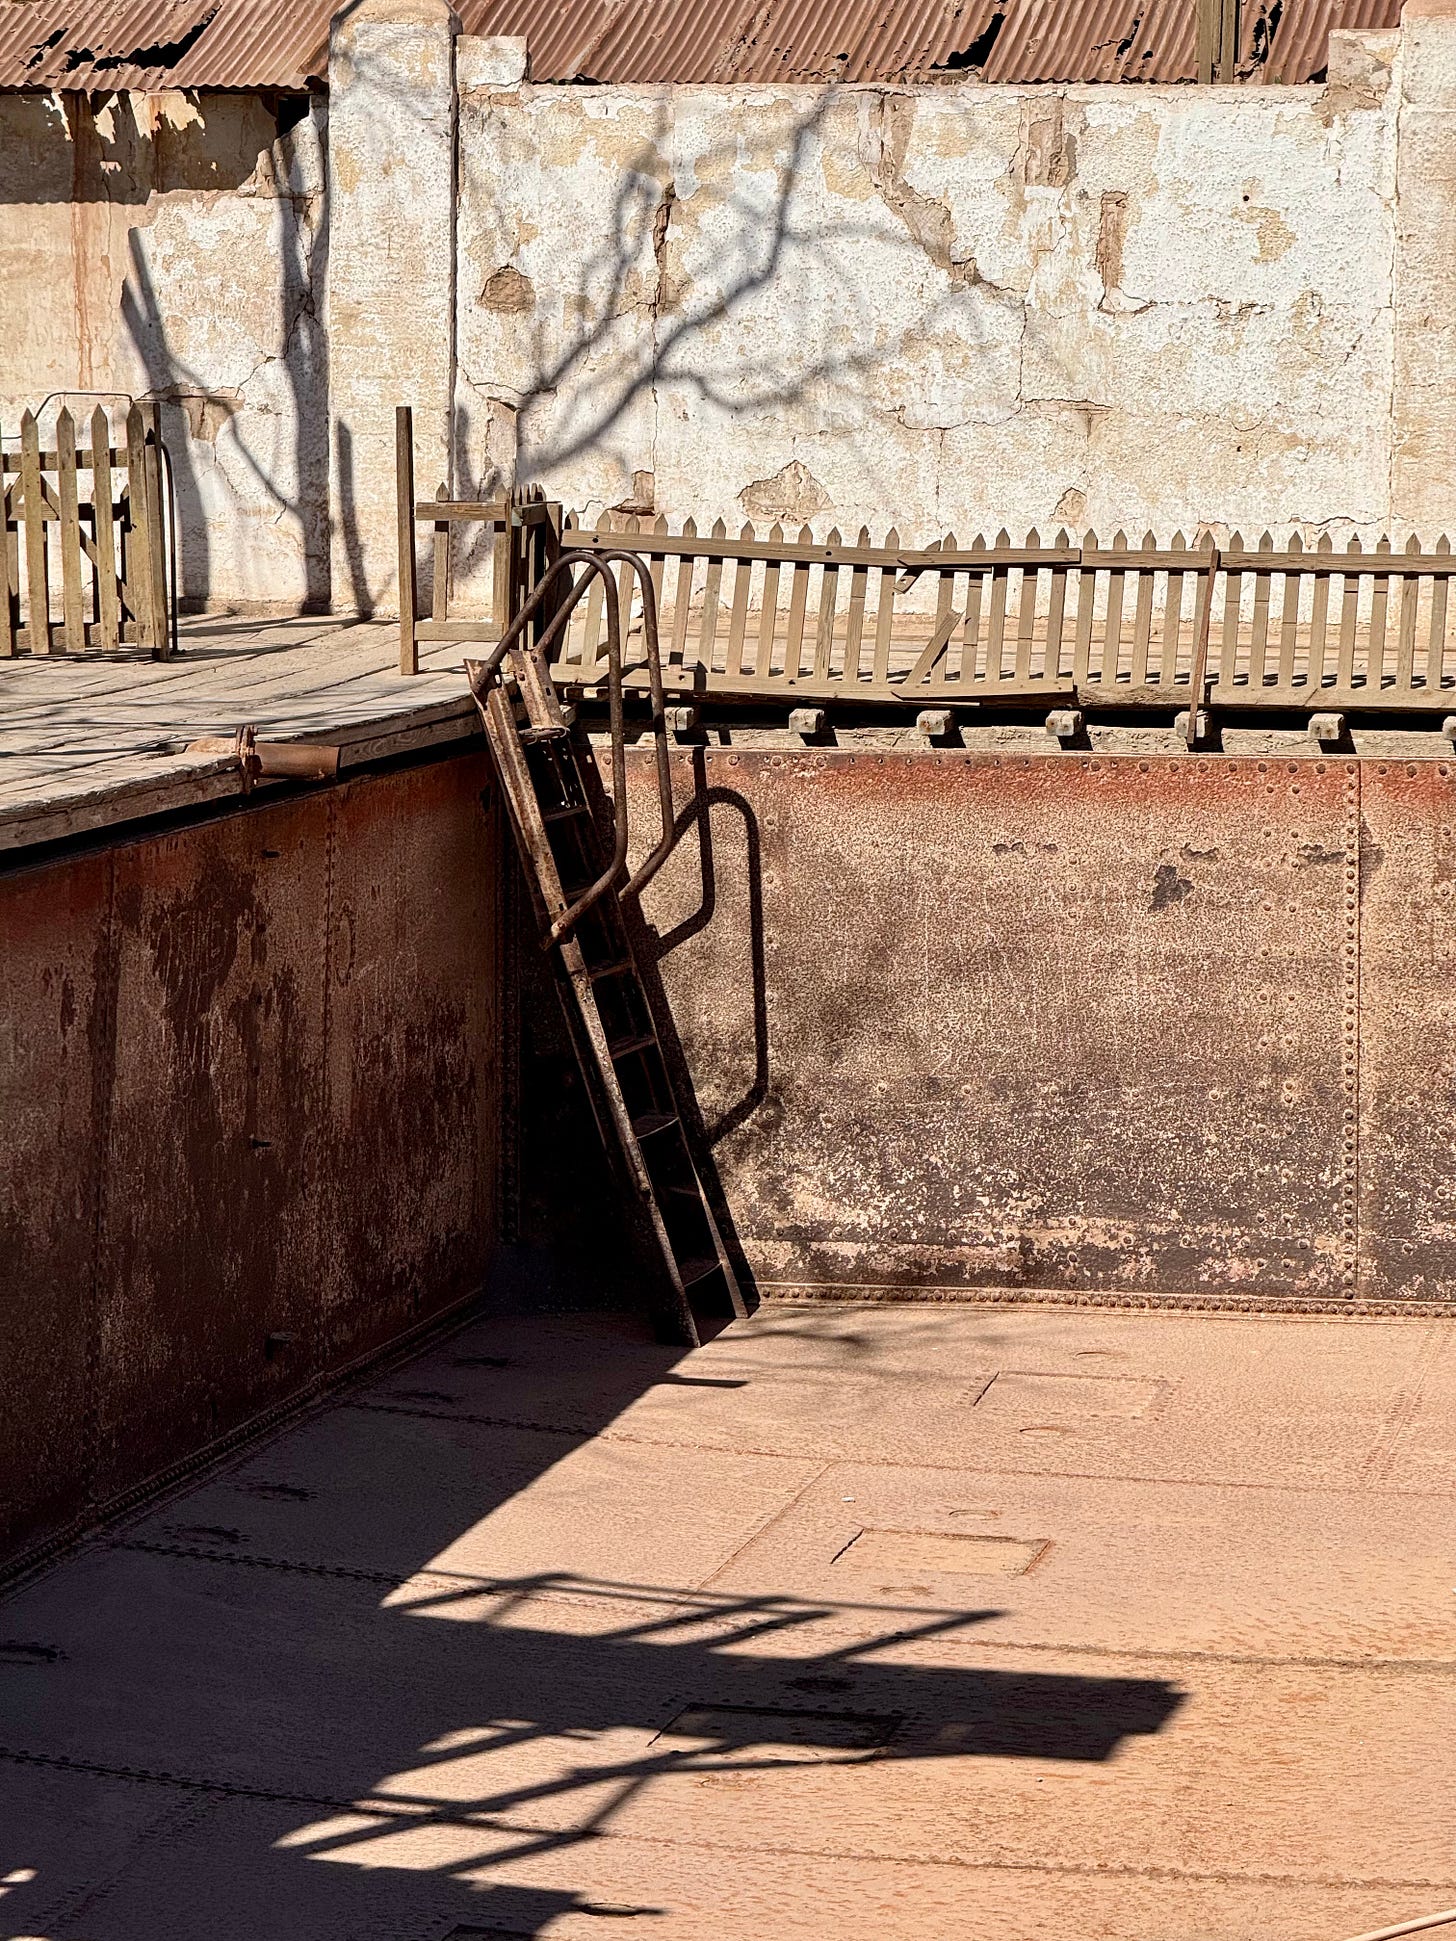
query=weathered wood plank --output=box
[1247,532,1274,688]
[783,526,812,679]
[1015,530,1039,682]
[814,526,841,680]
[1129,528,1156,686]
[55,409,86,655]
[756,524,783,678]
[1336,538,1362,691]
[1218,532,1244,689]
[0,418,14,659]
[20,411,50,655]
[872,529,898,687]
[1072,536,1097,687]
[1044,533,1069,681]
[842,527,869,681]
[1428,535,1451,691]
[91,406,121,652]
[1306,534,1332,692]
[1277,533,1303,688]
[1368,537,1391,688]
[1395,533,1421,693]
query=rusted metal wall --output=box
[0,753,500,1568]
[622,749,1456,1308]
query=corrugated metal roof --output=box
[0,0,1404,93]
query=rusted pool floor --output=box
[2,1299,1455,1939]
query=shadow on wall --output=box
[462,83,1087,543]
[0,89,333,612]
[454,88,1039,549]
[117,97,332,611]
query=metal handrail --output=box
[465,545,677,947]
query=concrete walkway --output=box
[2,1299,1454,1939]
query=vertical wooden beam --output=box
[124,405,153,653]
[56,406,85,654]
[432,481,450,624]
[395,404,417,675]
[91,405,120,651]
[1218,0,1240,81]
[141,402,170,657]
[0,421,15,659]
[20,410,50,655]
[1197,0,1216,85]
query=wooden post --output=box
[141,402,170,657]
[491,501,511,639]
[20,410,50,654]
[124,405,154,652]
[91,405,120,652]
[432,481,450,625]
[1197,0,1216,83]
[0,420,14,659]
[396,405,417,675]
[1185,535,1220,747]
[1197,0,1239,80]
[1219,0,1239,80]
[56,406,85,654]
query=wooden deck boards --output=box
[0,615,477,853]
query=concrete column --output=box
[1392,0,1456,535]
[327,0,458,617]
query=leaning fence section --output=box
[2,404,170,659]
[553,515,1456,715]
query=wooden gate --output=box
[3,404,171,659]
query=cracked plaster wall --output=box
[9,4,1456,618]
[0,88,330,611]
[457,36,1420,554]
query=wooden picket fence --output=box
[552,515,1456,715]
[3,404,171,659]
[391,402,1456,716]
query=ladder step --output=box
[633,1111,680,1141]
[607,1030,658,1061]
[587,957,633,981]
[519,724,569,744]
[542,803,589,823]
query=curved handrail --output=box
[465,544,678,947]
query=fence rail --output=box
[391,408,1456,720]
[2,404,171,659]
[555,516,1456,717]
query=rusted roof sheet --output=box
[0,0,1404,93]
[0,0,326,92]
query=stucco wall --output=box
[7,1,1456,612]
[457,45,1409,548]
[0,88,328,611]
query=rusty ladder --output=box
[465,549,746,1347]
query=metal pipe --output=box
[591,546,677,903]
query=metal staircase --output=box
[465,548,746,1346]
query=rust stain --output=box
[1,752,501,1570]
[614,750,1399,1305]
[1,0,1392,89]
